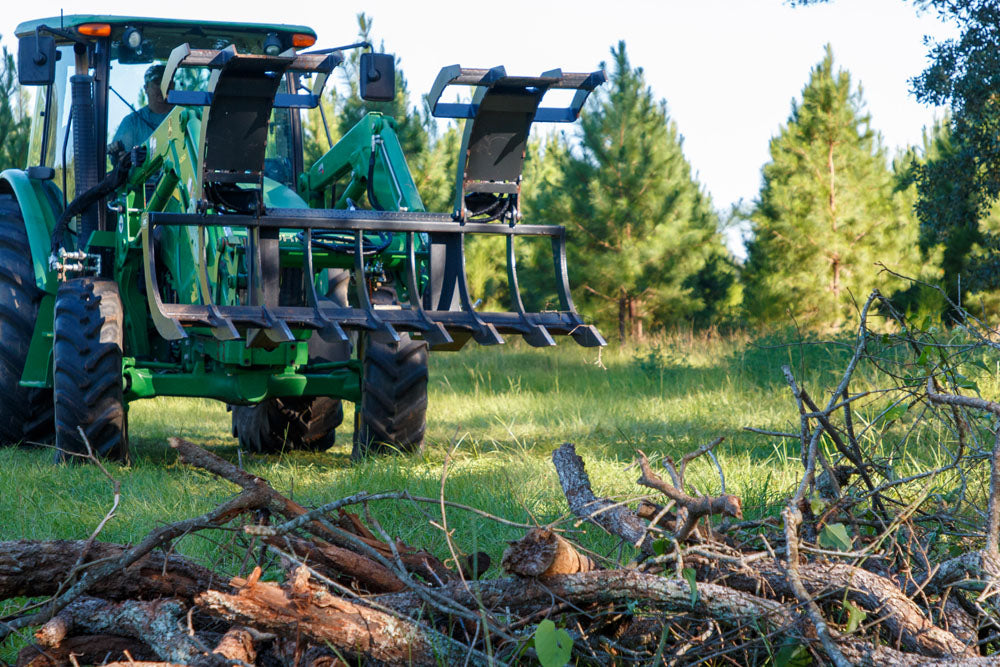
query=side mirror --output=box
[360,52,395,102]
[18,33,57,85]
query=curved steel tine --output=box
[141,214,186,340]
[506,234,554,347]
[354,230,399,344]
[196,224,239,340]
[303,227,348,343]
[455,231,503,345]
[405,231,451,347]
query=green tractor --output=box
[4,15,605,462]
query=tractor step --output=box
[141,209,605,350]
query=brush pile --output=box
[3,288,1000,666]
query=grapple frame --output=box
[140,48,607,352]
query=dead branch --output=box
[636,449,742,541]
[551,442,651,552]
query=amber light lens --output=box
[291,33,316,48]
[77,23,112,37]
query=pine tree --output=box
[336,14,429,177]
[535,41,733,341]
[301,88,339,169]
[743,46,922,330]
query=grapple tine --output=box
[302,228,349,344]
[506,235,555,347]
[454,231,504,345]
[354,230,400,344]
[141,215,187,341]
[404,231,453,348]
[195,226,239,341]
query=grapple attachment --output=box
[141,57,606,350]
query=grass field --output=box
[2,327,986,658]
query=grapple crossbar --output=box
[141,208,606,350]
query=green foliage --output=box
[682,567,699,607]
[533,619,573,667]
[818,522,852,551]
[0,46,30,171]
[908,1,1000,297]
[843,600,867,634]
[743,46,922,330]
[532,41,736,341]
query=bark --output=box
[698,557,975,659]
[213,626,257,664]
[551,442,651,551]
[267,534,406,593]
[15,635,157,667]
[375,570,796,632]
[501,528,597,577]
[196,566,489,667]
[0,540,226,602]
[26,596,203,664]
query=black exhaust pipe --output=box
[70,73,99,248]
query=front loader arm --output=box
[303,112,424,213]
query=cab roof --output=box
[15,15,317,58]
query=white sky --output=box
[2,0,958,253]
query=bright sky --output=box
[2,0,958,253]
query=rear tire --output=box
[352,332,428,460]
[0,194,53,446]
[232,396,343,454]
[53,278,129,463]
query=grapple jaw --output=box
[141,58,606,350]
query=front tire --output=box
[352,332,428,460]
[0,194,53,446]
[53,278,128,463]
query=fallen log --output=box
[22,596,203,664]
[0,540,225,602]
[266,534,406,593]
[375,569,796,632]
[696,557,976,658]
[15,635,156,667]
[196,566,490,667]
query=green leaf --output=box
[774,640,812,667]
[819,523,852,551]
[881,333,890,345]
[682,567,699,607]
[534,619,573,667]
[652,538,668,556]
[916,346,930,366]
[883,403,908,422]
[844,600,867,633]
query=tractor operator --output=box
[111,63,173,150]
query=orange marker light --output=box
[77,23,112,37]
[291,33,316,48]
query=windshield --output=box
[26,40,300,199]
